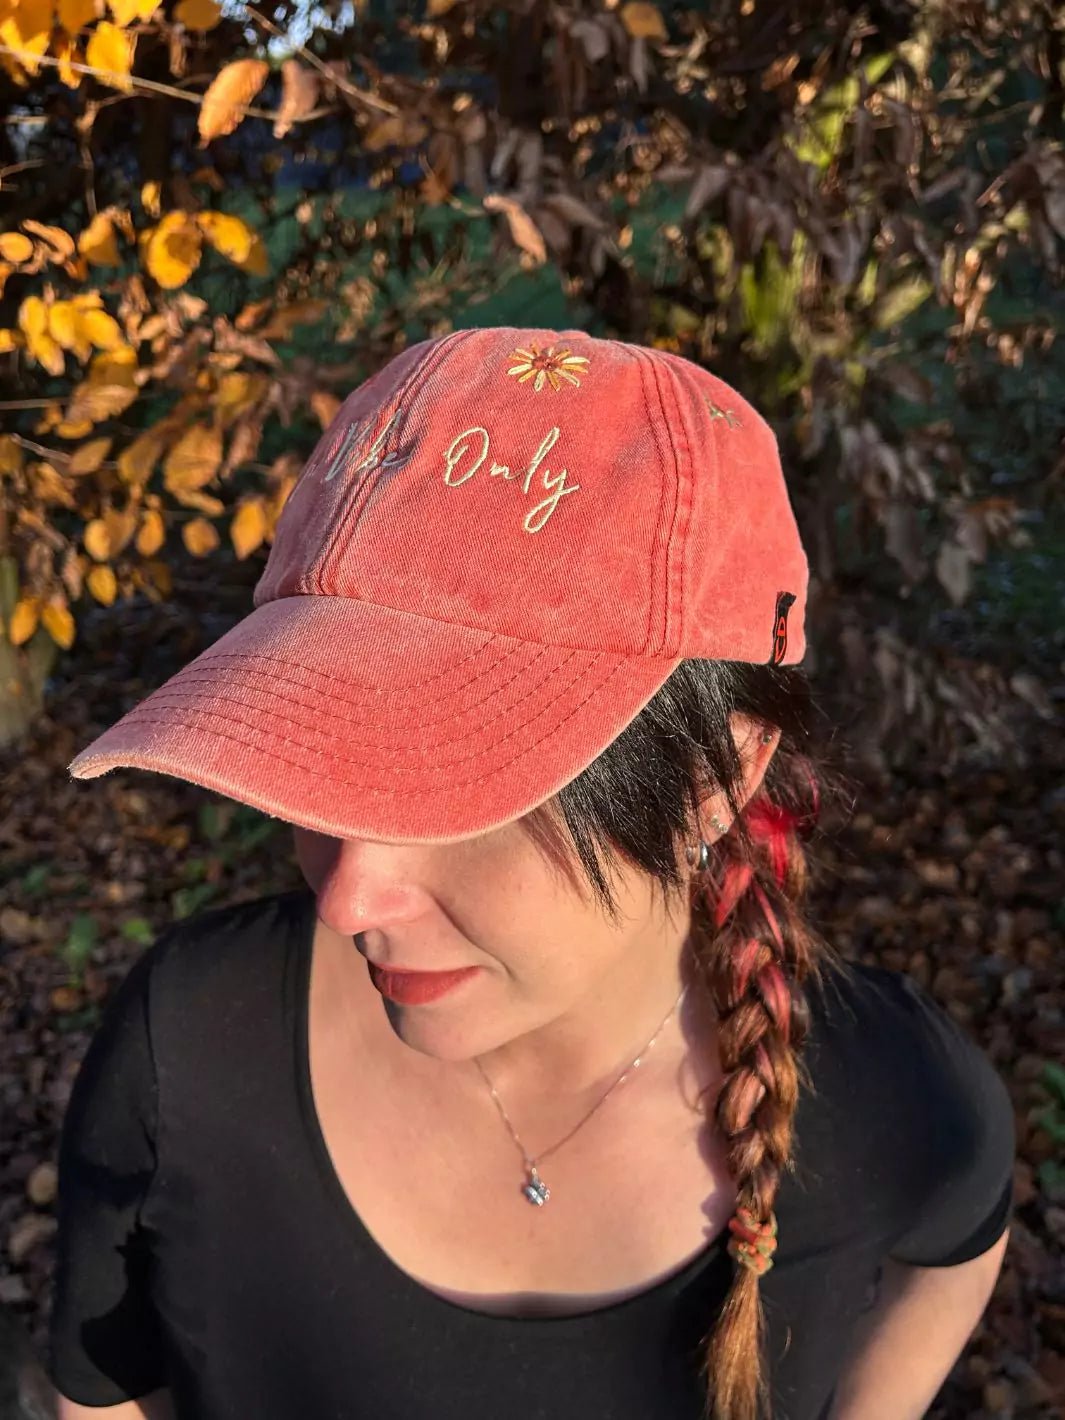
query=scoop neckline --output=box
[288,888,729,1327]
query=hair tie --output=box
[727,1206,778,1276]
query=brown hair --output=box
[523,658,850,1420]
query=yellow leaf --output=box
[183,516,220,556]
[103,505,137,555]
[199,59,269,144]
[81,307,124,349]
[41,599,76,650]
[1,0,52,77]
[0,435,23,475]
[118,428,165,487]
[68,436,112,475]
[58,0,97,31]
[85,20,135,93]
[52,30,82,88]
[231,497,267,559]
[108,0,157,22]
[56,418,96,438]
[87,343,136,382]
[8,597,40,646]
[619,2,667,40]
[0,232,33,263]
[196,210,255,264]
[0,328,22,353]
[22,219,76,260]
[426,0,460,13]
[215,370,267,423]
[170,486,224,516]
[29,460,76,509]
[174,0,220,29]
[135,507,165,555]
[19,296,65,375]
[163,423,222,491]
[144,210,202,288]
[142,558,172,595]
[65,370,138,423]
[84,518,112,560]
[86,564,118,605]
[238,231,268,277]
[48,301,93,360]
[78,212,121,265]
[141,179,161,216]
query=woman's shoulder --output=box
[798,955,1016,1264]
[139,884,313,992]
[116,885,315,1065]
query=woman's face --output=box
[292,803,691,1072]
[292,715,772,1080]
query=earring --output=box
[709,814,730,836]
[685,840,710,871]
[761,730,775,745]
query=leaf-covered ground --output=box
[1,588,1063,1418]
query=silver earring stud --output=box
[709,814,730,836]
[761,730,775,745]
[685,840,710,871]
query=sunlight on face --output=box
[292,805,688,1068]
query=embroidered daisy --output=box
[506,344,589,393]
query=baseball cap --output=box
[67,327,808,844]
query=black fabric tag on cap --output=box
[769,591,796,665]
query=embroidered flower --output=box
[506,344,589,393]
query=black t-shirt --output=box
[47,887,1015,1420]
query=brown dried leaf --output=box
[483,193,547,264]
[274,59,319,139]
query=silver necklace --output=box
[473,985,687,1206]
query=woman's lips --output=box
[367,962,480,1005]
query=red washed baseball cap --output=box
[68,327,808,844]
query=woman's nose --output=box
[311,836,427,937]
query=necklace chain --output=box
[473,984,687,1205]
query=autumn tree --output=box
[0,0,1061,761]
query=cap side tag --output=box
[770,591,796,665]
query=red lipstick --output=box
[367,962,479,1005]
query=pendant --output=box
[522,1167,550,1206]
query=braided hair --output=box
[524,658,847,1420]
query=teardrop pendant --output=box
[522,1166,550,1206]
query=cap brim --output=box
[68,597,682,844]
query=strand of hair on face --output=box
[691,781,820,1420]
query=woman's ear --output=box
[689,713,779,846]
[729,711,778,813]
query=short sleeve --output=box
[886,972,1016,1268]
[48,941,170,1404]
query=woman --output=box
[48,327,1015,1420]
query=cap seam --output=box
[644,346,698,660]
[313,329,476,594]
[101,654,632,787]
[631,345,686,657]
[228,592,672,660]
